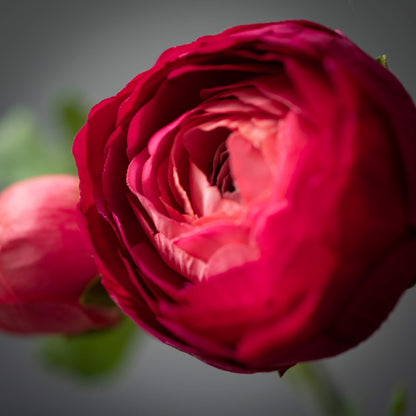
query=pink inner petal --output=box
[153,232,206,283]
[205,242,260,277]
[227,132,273,204]
[173,221,250,263]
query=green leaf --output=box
[0,107,77,189]
[376,54,388,68]
[80,276,116,308]
[388,386,407,416]
[52,93,88,141]
[40,317,138,380]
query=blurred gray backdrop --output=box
[1,0,416,415]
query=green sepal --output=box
[80,276,115,308]
[376,54,388,68]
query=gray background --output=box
[1,0,416,415]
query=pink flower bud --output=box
[0,175,120,334]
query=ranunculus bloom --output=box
[0,175,120,334]
[73,21,416,372]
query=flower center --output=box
[208,141,236,196]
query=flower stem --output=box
[286,362,356,416]
[388,386,407,416]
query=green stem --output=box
[388,386,407,416]
[286,362,356,416]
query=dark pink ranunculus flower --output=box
[0,175,120,334]
[73,21,416,372]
